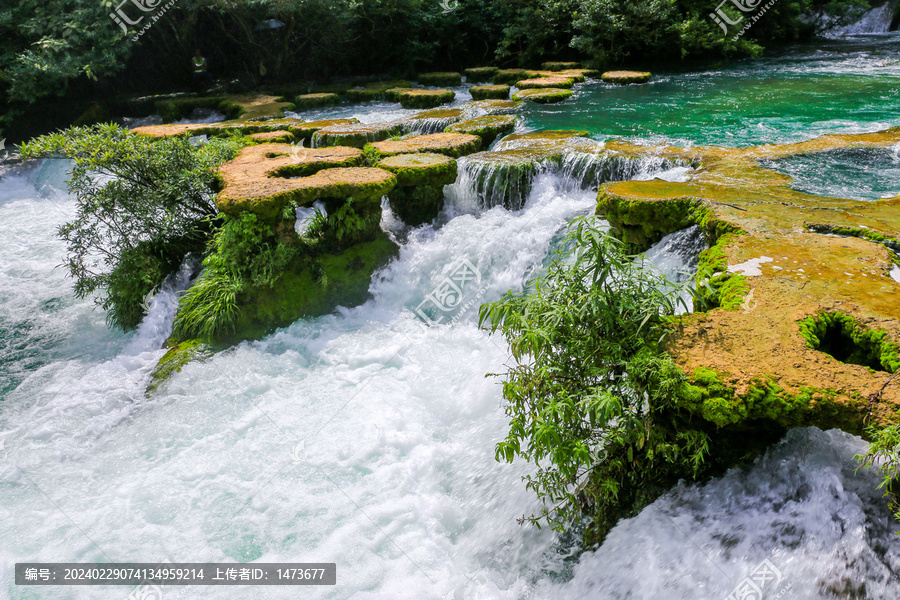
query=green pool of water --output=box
[521,35,900,147]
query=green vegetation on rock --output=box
[469,85,511,101]
[512,88,573,104]
[418,72,463,87]
[445,115,517,146]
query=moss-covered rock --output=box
[397,89,456,109]
[516,76,575,89]
[388,185,446,227]
[294,93,340,109]
[593,127,900,430]
[227,232,400,340]
[154,96,244,123]
[542,61,580,71]
[512,88,574,104]
[464,67,499,83]
[601,70,652,84]
[492,69,541,85]
[383,87,420,102]
[217,143,400,219]
[369,132,481,158]
[147,339,212,394]
[445,115,517,146]
[469,85,511,100]
[418,72,463,86]
[313,122,403,148]
[130,117,359,145]
[248,130,295,144]
[377,152,458,187]
[502,129,589,143]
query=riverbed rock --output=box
[294,92,340,109]
[469,85,511,100]
[397,89,456,109]
[464,67,500,83]
[512,88,574,104]
[515,76,576,89]
[445,115,517,146]
[379,153,458,225]
[216,143,400,219]
[312,122,404,148]
[369,132,481,158]
[541,61,581,71]
[596,127,900,431]
[601,71,652,84]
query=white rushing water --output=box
[829,0,898,36]
[1,150,899,600]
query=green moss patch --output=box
[799,312,900,373]
[512,88,574,104]
[464,67,499,83]
[542,61,580,71]
[294,93,340,109]
[313,122,403,148]
[516,77,575,89]
[445,115,517,146]
[469,85,511,101]
[369,132,481,158]
[377,152,458,187]
[388,185,445,227]
[397,89,456,109]
[492,69,541,85]
[601,71,652,84]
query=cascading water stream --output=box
[829,0,898,36]
[3,38,900,599]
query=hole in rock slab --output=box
[801,312,898,373]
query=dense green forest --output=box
[0,0,879,139]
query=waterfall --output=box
[829,0,898,35]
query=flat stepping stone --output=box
[445,115,516,146]
[369,132,481,158]
[313,122,403,148]
[516,76,575,89]
[601,71,652,84]
[131,118,357,142]
[464,67,499,83]
[248,130,294,143]
[396,89,456,109]
[217,144,394,218]
[512,88,574,104]
[384,87,420,102]
[294,93,340,109]
[492,69,541,85]
[418,72,462,86]
[377,153,458,187]
[469,85,511,100]
[542,61,580,71]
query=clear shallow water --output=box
[3,37,900,600]
[762,146,900,201]
[521,35,900,147]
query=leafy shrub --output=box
[480,216,710,539]
[20,124,246,329]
